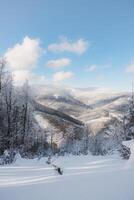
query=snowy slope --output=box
[0,153,134,200]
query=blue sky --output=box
[0,0,134,91]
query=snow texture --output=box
[0,152,134,200]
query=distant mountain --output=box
[31,84,131,156]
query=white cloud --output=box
[46,58,71,69]
[126,63,134,73]
[5,36,42,70]
[13,70,46,85]
[13,70,30,82]
[53,71,74,82]
[86,65,97,72]
[48,37,89,55]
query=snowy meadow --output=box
[0,140,134,200]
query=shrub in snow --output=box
[118,144,130,160]
[0,150,17,165]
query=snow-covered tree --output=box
[123,94,134,140]
[0,58,48,161]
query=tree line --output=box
[0,58,49,163]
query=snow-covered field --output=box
[0,145,134,200]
